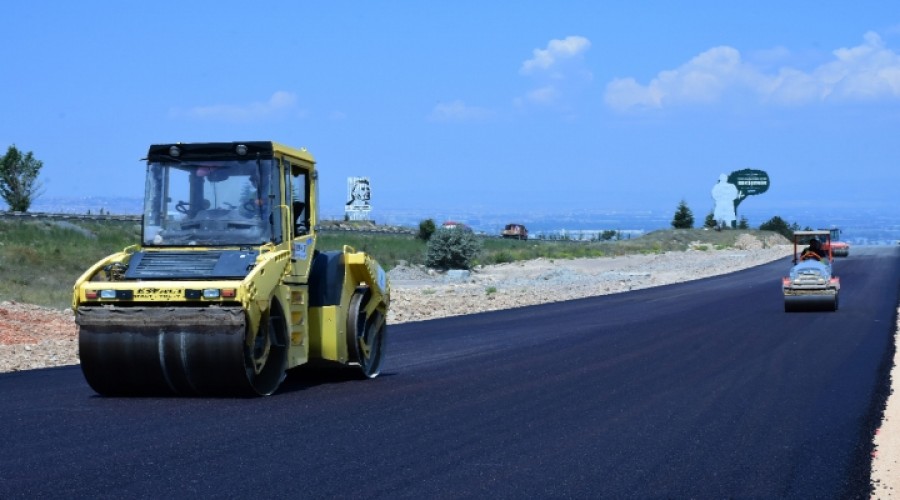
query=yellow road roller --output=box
[73,141,390,396]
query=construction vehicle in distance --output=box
[501,223,528,240]
[782,230,840,312]
[72,141,390,396]
[823,227,850,257]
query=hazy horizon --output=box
[15,194,899,245]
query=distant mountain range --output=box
[14,196,900,245]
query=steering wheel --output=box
[801,251,821,261]
[243,200,261,213]
[175,201,190,214]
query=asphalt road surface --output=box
[1,246,897,498]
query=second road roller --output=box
[782,230,840,312]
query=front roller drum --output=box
[77,305,288,396]
[784,293,839,312]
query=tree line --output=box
[0,144,808,241]
[671,199,808,239]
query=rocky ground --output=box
[387,234,791,324]
[0,233,895,495]
[0,303,77,372]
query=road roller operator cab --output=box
[782,230,840,312]
[72,141,390,396]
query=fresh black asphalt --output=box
[0,246,897,498]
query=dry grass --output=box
[0,218,787,310]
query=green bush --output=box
[599,230,619,241]
[417,218,436,241]
[425,227,481,270]
[759,216,800,240]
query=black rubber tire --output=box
[346,287,386,379]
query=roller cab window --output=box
[142,159,279,246]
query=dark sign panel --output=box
[728,169,770,197]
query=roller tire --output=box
[346,287,387,379]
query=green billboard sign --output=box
[728,169,770,201]
[712,169,770,229]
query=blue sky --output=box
[1,1,898,223]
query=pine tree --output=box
[704,211,717,229]
[671,199,694,229]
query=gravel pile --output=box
[0,340,79,373]
[386,243,793,324]
[0,302,76,373]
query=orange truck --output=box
[823,227,850,257]
[501,223,528,240]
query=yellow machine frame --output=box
[72,141,389,396]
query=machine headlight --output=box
[97,289,132,300]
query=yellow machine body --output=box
[72,141,390,396]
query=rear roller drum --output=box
[784,294,838,313]
[243,300,289,396]
[347,287,387,378]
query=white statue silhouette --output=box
[711,174,739,228]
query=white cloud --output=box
[518,36,593,109]
[172,91,301,122]
[524,86,559,105]
[521,36,591,75]
[761,67,820,105]
[604,46,747,110]
[816,32,900,100]
[428,100,493,122]
[605,32,900,111]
